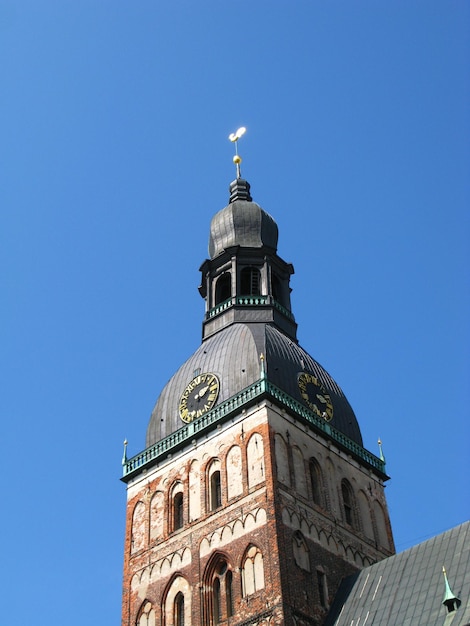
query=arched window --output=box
[272,273,284,306]
[213,577,221,623]
[150,491,164,542]
[210,471,222,511]
[293,446,307,496]
[242,545,265,597]
[341,479,357,529]
[373,500,391,550]
[240,267,261,296]
[274,433,291,487]
[203,555,234,624]
[247,433,264,488]
[358,490,374,540]
[163,576,191,626]
[138,601,156,626]
[215,273,231,305]
[208,459,222,512]
[131,501,146,554]
[293,531,310,571]
[226,569,233,618]
[174,592,184,626]
[309,458,324,508]
[316,568,329,609]
[226,445,243,499]
[173,492,184,531]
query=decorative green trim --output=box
[207,297,233,318]
[206,296,295,322]
[122,379,387,482]
[272,299,295,321]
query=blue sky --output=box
[1,2,469,624]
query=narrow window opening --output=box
[342,480,355,528]
[272,273,284,306]
[175,592,184,626]
[210,471,222,510]
[241,267,260,296]
[309,459,323,507]
[226,570,233,618]
[213,577,221,623]
[317,570,328,608]
[215,273,231,305]
[174,492,184,530]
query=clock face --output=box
[179,373,220,423]
[298,372,333,422]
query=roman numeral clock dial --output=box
[179,373,220,423]
[298,372,334,421]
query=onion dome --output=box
[209,179,278,259]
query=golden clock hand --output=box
[198,385,210,397]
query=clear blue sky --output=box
[1,2,469,624]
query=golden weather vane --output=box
[228,126,246,179]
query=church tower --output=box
[121,135,395,626]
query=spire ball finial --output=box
[228,126,246,179]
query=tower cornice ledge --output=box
[121,378,388,483]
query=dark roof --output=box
[146,323,362,447]
[208,199,278,259]
[324,521,470,626]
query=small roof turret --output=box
[442,566,461,613]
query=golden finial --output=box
[228,126,246,179]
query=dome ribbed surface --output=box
[208,200,278,259]
[146,323,362,448]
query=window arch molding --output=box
[215,272,231,305]
[341,479,358,529]
[292,530,310,571]
[170,481,185,532]
[316,566,329,609]
[206,458,223,513]
[174,592,185,626]
[373,499,391,550]
[357,489,374,540]
[309,457,326,509]
[136,600,156,626]
[202,551,234,625]
[241,544,265,597]
[161,574,191,626]
[225,445,243,499]
[131,500,147,554]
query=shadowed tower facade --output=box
[121,157,394,625]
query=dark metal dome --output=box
[146,323,363,448]
[209,200,278,259]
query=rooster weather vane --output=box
[228,126,246,179]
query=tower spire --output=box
[227,126,252,203]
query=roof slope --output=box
[146,323,362,447]
[324,521,470,626]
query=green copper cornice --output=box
[122,378,387,483]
